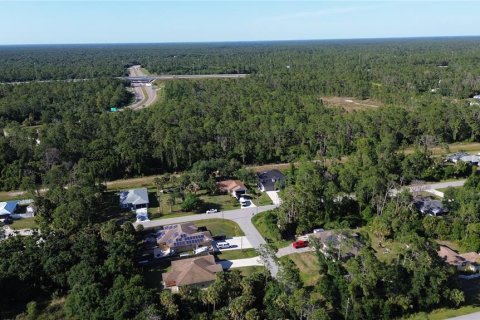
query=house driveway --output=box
[219,256,264,269]
[276,244,313,257]
[266,191,282,205]
[213,236,252,251]
[137,205,280,277]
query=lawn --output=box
[403,306,480,320]
[214,248,258,261]
[10,217,37,230]
[256,192,274,206]
[195,218,244,237]
[146,188,240,219]
[252,210,291,249]
[235,266,266,277]
[281,252,321,286]
[360,227,405,264]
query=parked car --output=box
[206,209,218,214]
[293,240,309,249]
[216,241,231,249]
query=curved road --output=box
[136,204,280,277]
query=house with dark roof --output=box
[162,255,223,292]
[156,222,213,253]
[119,188,149,210]
[257,169,285,192]
[216,180,247,198]
[414,197,446,216]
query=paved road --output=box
[447,312,480,320]
[125,66,158,111]
[136,204,280,277]
[125,74,248,81]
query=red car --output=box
[293,240,309,249]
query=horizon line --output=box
[1,35,479,47]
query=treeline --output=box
[1,79,479,190]
[0,78,132,124]
[3,38,480,101]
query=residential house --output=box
[414,197,446,216]
[438,245,480,273]
[156,222,213,253]
[445,152,480,165]
[216,180,247,198]
[162,255,223,292]
[258,169,285,192]
[473,95,480,100]
[309,229,363,261]
[0,200,19,220]
[119,188,149,210]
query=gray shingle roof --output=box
[119,188,149,206]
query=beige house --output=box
[438,245,480,273]
[162,255,223,293]
[156,222,213,252]
[216,180,247,198]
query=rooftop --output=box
[156,222,213,249]
[119,188,149,206]
[162,255,222,287]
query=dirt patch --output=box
[321,96,382,112]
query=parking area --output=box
[213,236,253,251]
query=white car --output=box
[216,241,231,249]
[206,209,218,214]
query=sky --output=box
[0,1,479,45]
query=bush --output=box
[181,193,203,212]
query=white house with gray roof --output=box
[119,188,149,210]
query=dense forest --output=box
[1,39,480,319]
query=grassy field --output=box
[281,252,321,286]
[10,217,37,230]
[322,96,382,112]
[235,266,266,277]
[252,211,291,249]
[215,248,258,261]
[195,218,244,237]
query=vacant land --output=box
[282,252,321,286]
[322,96,382,112]
[252,211,291,249]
